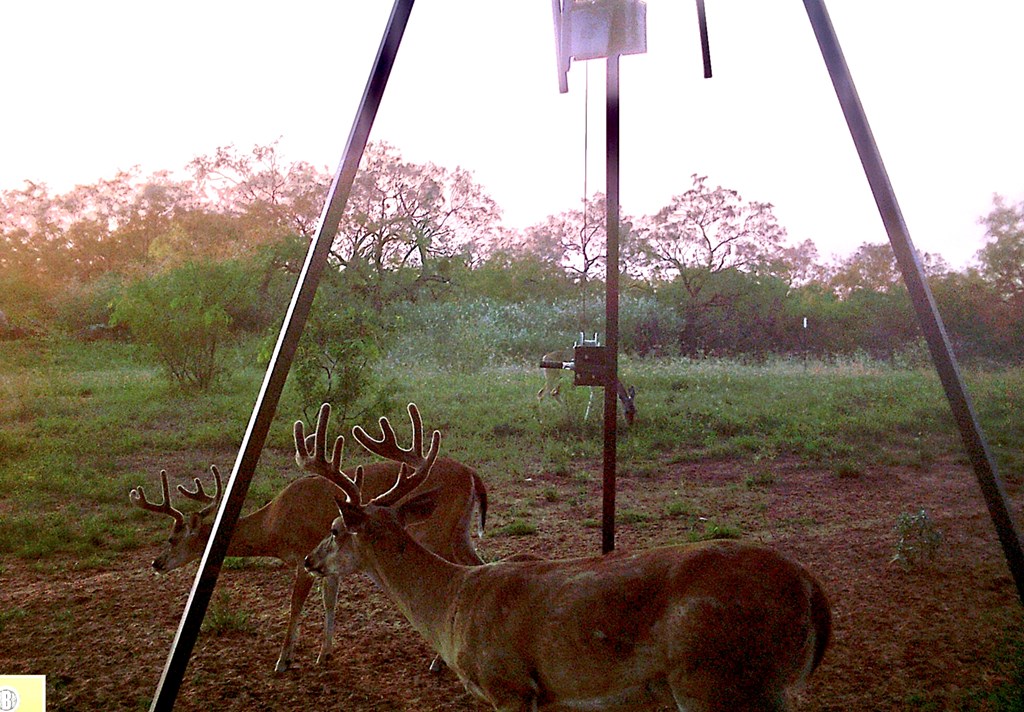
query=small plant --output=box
[201,591,254,635]
[665,500,694,518]
[891,508,943,568]
[541,487,560,503]
[833,459,864,479]
[0,607,27,633]
[689,519,742,542]
[493,519,538,537]
[616,509,652,525]
[744,470,775,488]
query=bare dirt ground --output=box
[2,454,1022,711]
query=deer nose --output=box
[304,555,319,574]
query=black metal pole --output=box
[147,3,416,709]
[803,0,1024,605]
[695,0,712,79]
[602,53,621,555]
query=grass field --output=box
[1,334,1021,565]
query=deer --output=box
[538,343,637,426]
[305,405,831,712]
[128,402,487,673]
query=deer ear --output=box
[335,497,367,532]
[396,487,440,528]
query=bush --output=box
[282,270,396,427]
[112,261,252,389]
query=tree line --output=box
[2,140,1022,377]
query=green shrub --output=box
[282,272,396,427]
[112,261,251,389]
[891,508,943,568]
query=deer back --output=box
[442,541,829,709]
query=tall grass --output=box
[1,323,1021,563]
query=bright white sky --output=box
[2,1,1022,269]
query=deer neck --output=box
[358,514,467,648]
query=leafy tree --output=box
[286,270,395,427]
[632,175,788,356]
[111,261,252,389]
[636,174,787,283]
[518,194,618,331]
[930,269,1004,362]
[454,250,576,304]
[827,241,951,298]
[976,194,1024,304]
[332,142,500,308]
[188,139,331,242]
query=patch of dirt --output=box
[2,455,1022,710]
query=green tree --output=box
[977,194,1024,304]
[286,270,395,427]
[634,175,788,356]
[332,142,500,309]
[188,139,332,243]
[112,261,252,389]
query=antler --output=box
[176,465,225,518]
[352,403,441,507]
[129,470,185,526]
[295,403,346,479]
[295,402,360,503]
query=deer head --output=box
[129,466,224,572]
[304,403,440,577]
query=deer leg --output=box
[317,573,340,665]
[275,564,315,673]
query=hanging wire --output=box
[580,61,590,329]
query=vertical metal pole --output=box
[804,0,1024,605]
[695,0,712,78]
[602,53,621,555]
[147,2,417,709]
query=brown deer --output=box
[128,403,486,673]
[306,405,831,711]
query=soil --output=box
[2,453,1022,711]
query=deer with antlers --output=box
[128,403,487,673]
[305,405,831,711]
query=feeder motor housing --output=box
[553,0,648,92]
[565,0,647,61]
[573,345,611,386]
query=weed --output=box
[201,591,254,636]
[833,459,864,479]
[744,470,776,488]
[665,500,694,518]
[493,519,538,537]
[891,508,944,568]
[0,608,27,633]
[541,487,560,503]
[689,520,742,542]
[616,509,652,525]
